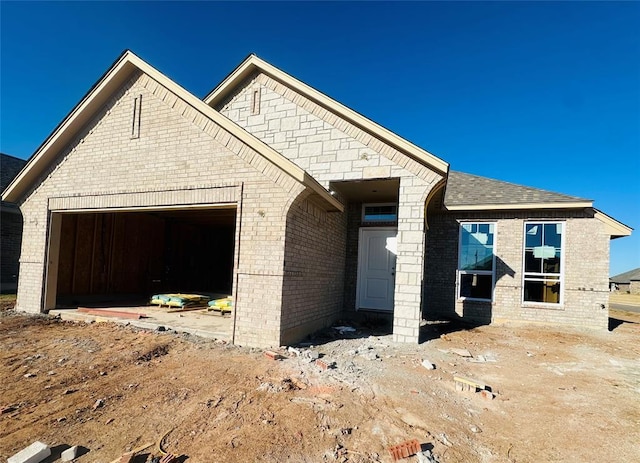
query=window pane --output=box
[524,250,542,273]
[524,278,561,303]
[363,204,397,222]
[525,224,542,247]
[460,223,494,271]
[460,273,492,300]
[543,254,560,273]
[544,223,562,248]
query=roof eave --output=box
[444,201,594,211]
[594,209,633,239]
[204,55,449,176]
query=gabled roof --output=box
[1,51,343,212]
[610,267,640,283]
[204,54,449,176]
[444,170,593,210]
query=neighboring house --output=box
[1,51,632,347]
[1,153,27,292]
[610,268,640,294]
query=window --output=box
[362,203,398,223]
[458,222,495,301]
[523,222,563,304]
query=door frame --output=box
[355,226,398,312]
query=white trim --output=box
[521,221,565,307]
[456,221,497,302]
[446,201,592,211]
[594,209,632,238]
[356,226,397,312]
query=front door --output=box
[357,228,397,311]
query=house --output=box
[1,153,27,292]
[610,268,640,294]
[1,51,632,347]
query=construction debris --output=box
[93,398,105,410]
[7,441,51,463]
[108,442,153,463]
[263,350,282,360]
[454,376,487,393]
[421,359,436,370]
[449,348,473,358]
[388,439,421,461]
[61,445,79,461]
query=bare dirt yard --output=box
[1,296,639,463]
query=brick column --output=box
[393,177,430,343]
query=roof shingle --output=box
[444,171,591,208]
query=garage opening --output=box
[53,207,236,308]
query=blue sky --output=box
[1,1,639,275]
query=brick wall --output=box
[16,70,311,347]
[0,210,23,291]
[280,194,347,345]
[218,72,444,342]
[425,209,610,329]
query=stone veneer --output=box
[217,72,444,342]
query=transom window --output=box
[458,222,495,301]
[523,222,564,304]
[362,203,398,223]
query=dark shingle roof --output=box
[444,171,591,208]
[610,268,640,283]
[1,153,27,193]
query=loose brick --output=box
[388,439,421,461]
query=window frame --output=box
[456,221,497,302]
[521,221,565,307]
[361,203,398,223]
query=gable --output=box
[2,51,342,213]
[204,54,449,177]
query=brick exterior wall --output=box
[15,70,334,347]
[425,209,610,329]
[280,195,347,344]
[0,209,23,291]
[630,281,640,295]
[217,72,444,342]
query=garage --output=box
[51,207,236,308]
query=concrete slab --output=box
[49,305,233,341]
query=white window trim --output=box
[521,221,565,307]
[456,221,497,302]
[361,202,398,223]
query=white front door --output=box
[357,228,397,311]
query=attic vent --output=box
[131,94,142,139]
[251,88,261,115]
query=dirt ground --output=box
[1,297,639,463]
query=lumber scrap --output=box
[108,442,153,463]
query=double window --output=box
[523,222,564,304]
[457,222,495,301]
